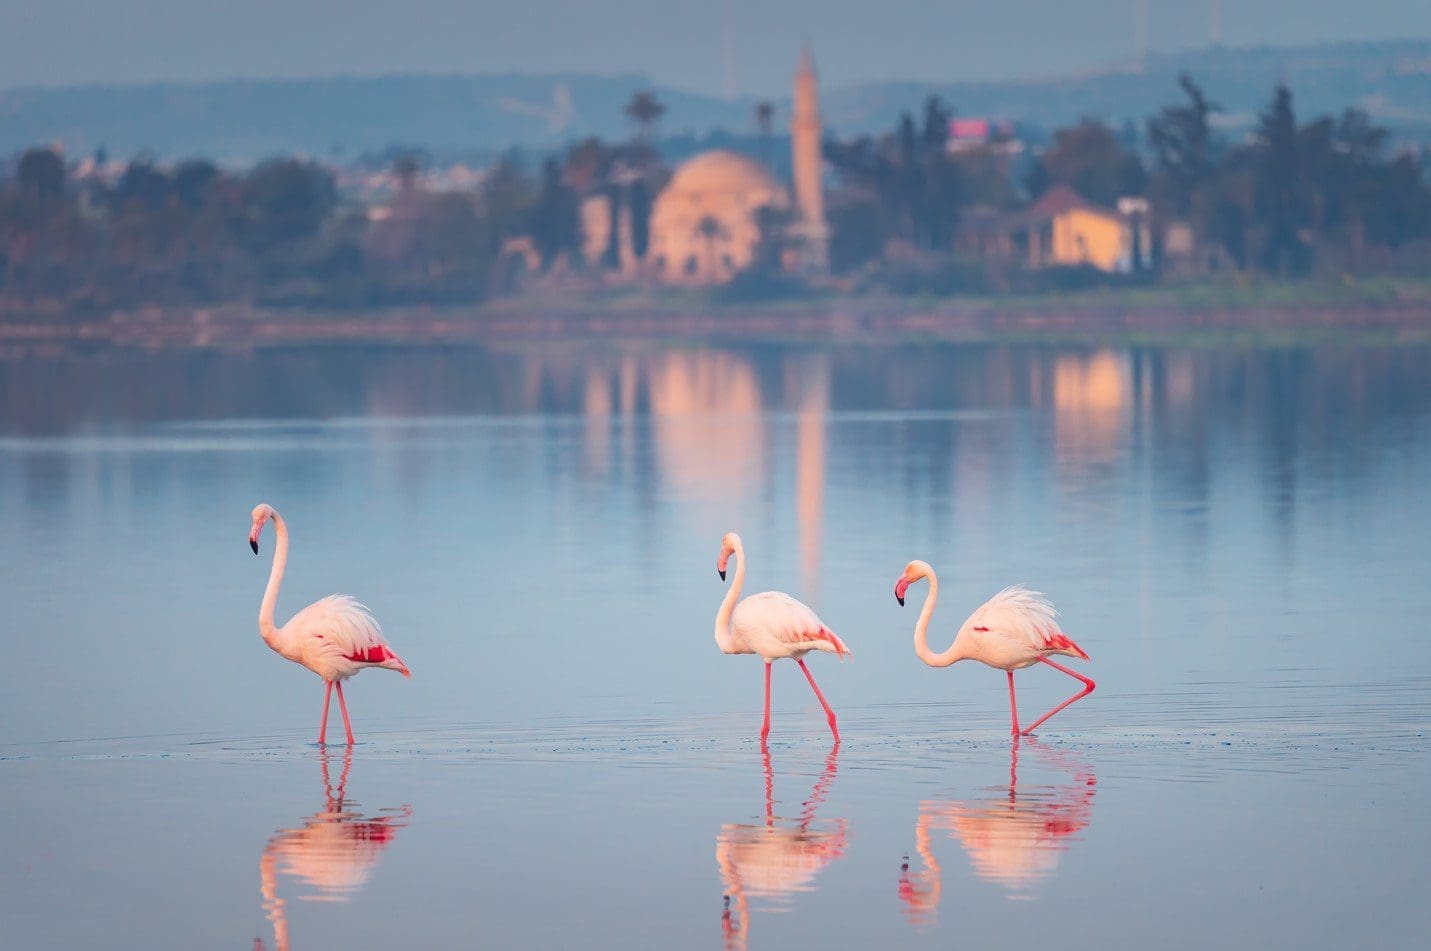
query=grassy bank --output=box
[4,276,1431,353]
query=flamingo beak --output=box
[718,569,726,581]
[717,551,730,581]
[249,523,261,554]
[894,577,910,606]
[249,536,259,554]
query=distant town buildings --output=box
[946,118,1022,155]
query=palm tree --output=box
[623,90,667,143]
[694,214,729,279]
[755,101,775,166]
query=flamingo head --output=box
[249,503,276,554]
[717,532,741,581]
[895,560,933,606]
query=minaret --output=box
[790,45,829,273]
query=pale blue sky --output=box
[1,0,1428,94]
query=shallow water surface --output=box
[2,342,1430,948]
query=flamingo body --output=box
[896,561,1095,735]
[731,591,849,663]
[268,595,410,683]
[949,585,1088,671]
[249,504,409,745]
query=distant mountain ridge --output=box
[2,38,1429,162]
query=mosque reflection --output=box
[717,744,847,951]
[899,739,1095,923]
[254,749,411,951]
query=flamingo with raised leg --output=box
[716,532,849,743]
[894,561,1094,736]
[249,504,409,746]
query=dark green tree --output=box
[17,148,66,199]
[755,101,776,167]
[531,157,580,269]
[623,90,666,143]
[1028,118,1147,207]
[1253,84,1308,273]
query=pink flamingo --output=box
[716,533,850,743]
[249,504,410,746]
[894,561,1094,736]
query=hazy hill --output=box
[1,38,1428,162]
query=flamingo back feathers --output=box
[963,585,1088,661]
[287,595,410,677]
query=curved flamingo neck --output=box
[715,538,746,653]
[912,568,960,668]
[259,512,289,644]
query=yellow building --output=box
[1019,186,1148,273]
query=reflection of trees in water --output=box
[6,346,1431,520]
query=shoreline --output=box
[4,292,1431,353]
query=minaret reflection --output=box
[255,749,411,951]
[790,354,831,603]
[899,739,1095,923]
[717,744,847,951]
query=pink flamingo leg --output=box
[317,680,333,745]
[1021,657,1096,735]
[796,658,840,742]
[1006,670,1020,736]
[334,681,356,746]
[760,662,773,743]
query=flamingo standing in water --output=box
[894,561,1094,736]
[249,504,409,745]
[716,533,849,743]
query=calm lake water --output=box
[2,340,1430,949]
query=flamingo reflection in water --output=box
[899,738,1096,924]
[254,748,412,951]
[717,744,847,951]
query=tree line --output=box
[823,75,1431,286]
[2,78,1429,311]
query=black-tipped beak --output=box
[718,569,727,581]
[896,594,905,606]
[250,538,259,554]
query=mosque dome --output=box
[647,150,789,284]
[664,150,784,197]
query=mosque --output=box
[583,49,829,285]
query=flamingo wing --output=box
[734,591,851,658]
[288,595,411,675]
[960,586,1088,661]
